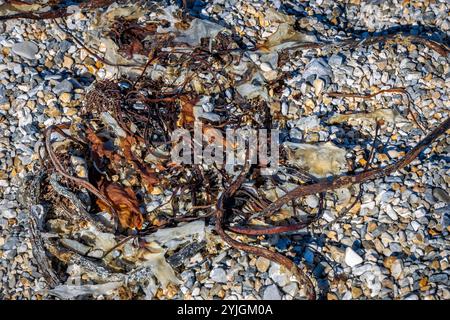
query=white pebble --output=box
[260,62,273,72]
[345,247,363,267]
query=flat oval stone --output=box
[12,41,38,60]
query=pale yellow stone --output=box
[304,98,315,112]
[351,286,363,299]
[255,257,270,273]
[270,101,281,114]
[2,47,10,55]
[150,186,163,195]
[75,165,88,179]
[313,78,324,96]
[377,153,389,162]
[44,59,53,69]
[0,102,10,111]
[322,95,332,105]
[63,56,74,69]
[327,231,338,241]
[64,108,78,116]
[46,107,61,118]
[327,293,338,300]
[59,92,72,104]
[26,100,35,110]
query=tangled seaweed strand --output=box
[36,7,450,299]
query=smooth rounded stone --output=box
[210,267,227,284]
[87,249,103,259]
[191,287,200,296]
[281,101,288,115]
[248,52,259,63]
[321,210,334,222]
[255,257,270,273]
[408,193,420,205]
[63,56,74,69]
[289,127,303,141]
[262,284,282,300]
[360,201,376,214]
[17,107,32,128]
[328,245,345,263]
[313,78,324,96]
[1,209,16,219]
[1,236,19,250]
[202,102,214,113]
[353,67,364,77]
[344,247,363,267]
[4,248,17,260]
[441,210,450,228]
[282,283,298,297]
[295,115,320,131]
[199,287,210,299]
[328,53,344,67]
[0,87,5,101]
[414,208,427,219]
[53,80,73,95]
[59,92,72,104]
[365,279,382,297]
[433,188,450,203]
[12,41,38,60]
[260,62,273,72]
[60,238,90,255]
[58,40,73,53]
[410,220,421,231]
[389,258,404,280]
[304,194,319,208]
[12,63,23,75]
[376,190,395,204]
[389,242,402,254]
[404,294,419,300]
[385,204,398,221]
[428,273,448,284]
[405,72,421,81]
[268,263,289,286]
[336,188,351,205]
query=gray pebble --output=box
[12,41,38,60]
[263,284,282,300]
[53,79,73,95]
[210,267,227,284]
